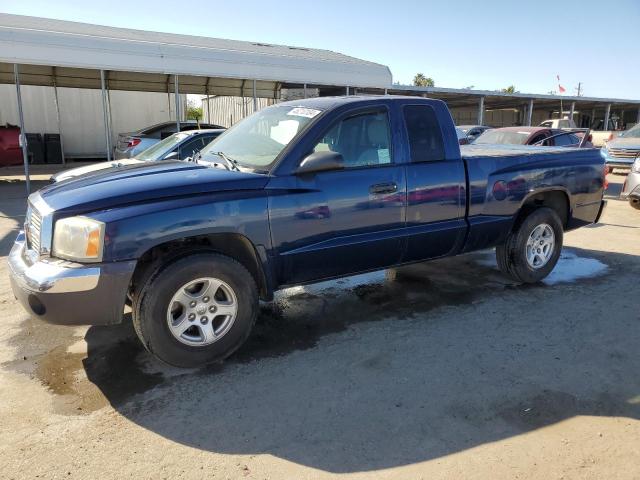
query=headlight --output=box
[52,216,105,262]
[633,157,640,173]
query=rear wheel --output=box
[133,252,258,367]
[496,207,563,283]
[630,198,640,210]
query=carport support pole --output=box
[569,102,575,123]
[303,84,307,99]
[603,104,611,131]
[252,79,257,113]
[526,99,534,126]
[636,107,640,125]
[174,75,181,133]
[100,70,112,162]
[14,64,30,195]
[52,78,66,164]
[346,86,350,96]
[477,96,485,125]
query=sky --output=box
[3,0,640,99]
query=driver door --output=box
[269,108,407,285]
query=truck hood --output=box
[38,161,269,213]
[606,137,640,150]
[51,159,144,183]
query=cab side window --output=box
[313,111,392,168]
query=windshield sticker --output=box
[287,107,321,119]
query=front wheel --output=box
[133,252,258,368]
[496,207,563,283]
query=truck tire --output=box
[132,252,258,368]
[630,198,640,210]
[495,207,563,283]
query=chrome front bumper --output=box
[9,233,100,293]
[8,232,136,325]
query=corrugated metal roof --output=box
[0,14,393,90]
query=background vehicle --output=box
[10,97,606,368]
[455,127,470,145]
[539,118,577,129]
[0,125,22,166]
[601,123,640,172]
[589,118,621,147]
[620,158,640,209]
[52,129,225,182]
[474,126,592,147]
[115,121,224,159]
[458,125,492,142]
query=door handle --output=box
[369,182,398,195]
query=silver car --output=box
[601,123,640,172]
[114,120,224,159]
[620,157,640,210]
[53,129,224,182]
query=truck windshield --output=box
[199,105,321,171]
[474,130,530,145]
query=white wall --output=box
[0,85,185,157]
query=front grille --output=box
[26,205,42,254]
[608,147,640,159]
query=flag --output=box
[557,75,566,94]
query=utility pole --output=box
[575,82,582,97]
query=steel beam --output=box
[14,64,30,195]
[100,70,112,161]
[52,76,66,164]
[603,104,611,130]
[637,107,640,125]
[477,96,485,125]
[174,74,181,133]
[569,101,575,122]
[526,98,534,126]
[253,79,257,113]
[303,83,307,99]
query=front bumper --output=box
[8,232,136,325]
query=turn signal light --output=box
[86,230,101,257]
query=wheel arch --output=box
[130,233,273,302]
[516,187,571,230]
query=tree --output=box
[413,73,435,87]
[186,98,203,121]
[500,85,517,94]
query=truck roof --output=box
[276,95,438,110]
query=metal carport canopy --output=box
[0,13,393,95]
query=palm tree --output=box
[413,73,435,87]
[501,85,517,94]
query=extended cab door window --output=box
[403,105,445,162]
[313,111,393,168]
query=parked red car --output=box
[0,126,22,166]
[473,127,593,148]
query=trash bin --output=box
[26,133,45,164]
[44,133,63,164]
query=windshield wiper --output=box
[212,151,241,171]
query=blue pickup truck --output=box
[9,96,606,367]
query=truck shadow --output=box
[79,246,640,473]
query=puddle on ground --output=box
[474,249,608,285]
[5,248,610,414]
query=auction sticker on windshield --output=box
[287,107,321,119]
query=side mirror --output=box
[164,150,180,161]
[296,151,344,175]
